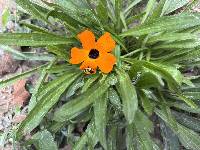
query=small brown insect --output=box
[83,68,95,74]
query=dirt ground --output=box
[0,1,35,149]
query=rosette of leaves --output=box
[1,0,200,149]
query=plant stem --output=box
[121,48,146,58]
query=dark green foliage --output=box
[1,0,200,149]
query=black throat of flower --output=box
[88,49,99,59]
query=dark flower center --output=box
[88,49,99,59]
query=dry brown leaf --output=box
[12,80,30,107]
[0,53,19,76]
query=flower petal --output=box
[69,47,87,64]
[78,30,96,50]
[96,32,116,52]
[80,60,97,70]
[97,53,116,73]
[80,60,97,74]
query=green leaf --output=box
[0,45,27,59]
[126,124,134,150]
[133,110,158,150]
[116,68,138,124]
[108,88,122,110]
[0,64,48,89]
[156,50,189,63]
[115,0,122,32]
[73,122,97,150]
[172,111,200,132]
[20,22,51,34]
[65,76,84,99]
[28,60,55,112]
[159,119,180,150]
[54,0,97,27]
[156,108,200,150]
[107,126,117,150]
[37,69,80,101]
[124,0,143,16]
[81,74,99,93]
[173,102,200,114]
[121,13,200,37]
[147,33,197,44]
[94,92,108,149]
[30,130,58,150]
[141,0,157,23]
[53,76,113,122]
[16,72,80,140]
[47,46,69,60]
[177,123,200,150]
[136,72,163,88]
[120,12,128,30]
[0,33,75,46]
[126,13,145,25]
[46,64,73,74]
[114,45,122,67]
[166,49,200,64]
[128,60,181,92]
[183,91,200,100]
[47,10,82,31]
[16,0,49,23]
[139,90,154,115]
[13,52,54,61]
[153,39,200,49]
[96,0,109,24]
[162,0,189,15]
[149,0,165,19]
[2,8,10,28]
[176,94,198,108]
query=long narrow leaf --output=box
[116,68,138,124]
[0,64,48,89]
[16,72,80,140]
[121,13,200,37]
[94,92,108,149]
[0,33,75,46]
[53,76,113,122]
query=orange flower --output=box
[69,30,116,74]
